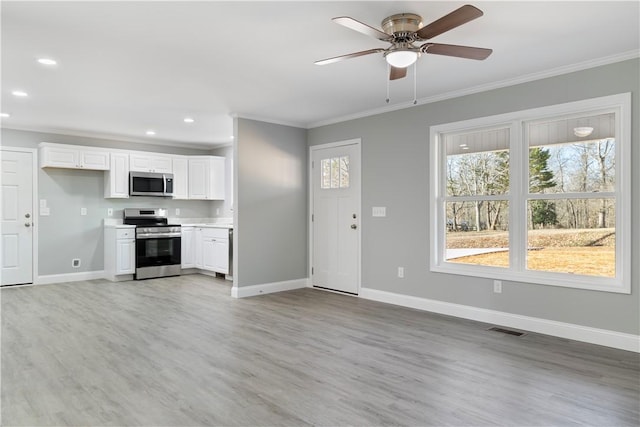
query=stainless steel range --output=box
[123,208,181,280]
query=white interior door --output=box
[1,150,35,285]
[311,141,360,294]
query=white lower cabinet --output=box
[105,227,136,281]
[116,239,136,274]
[182,226,229,275]
[181,226,195,268]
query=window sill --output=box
[430,263,630,294]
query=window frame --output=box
[429,93,631,294]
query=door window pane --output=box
[321,156,350,189]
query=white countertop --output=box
[180,223,233,229]
[104,218,232,228]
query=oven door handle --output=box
[137,233,181,239]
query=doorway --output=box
[310,139,361,294]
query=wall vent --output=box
[488,327,525,336]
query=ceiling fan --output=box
[315,4,493,80]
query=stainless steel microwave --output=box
[129,172,174,197]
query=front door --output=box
[311,141,360,294]
[1,149,35,286]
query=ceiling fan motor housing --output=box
[381,13,423,41]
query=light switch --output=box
[80,207,87,216]
[40,199,47,208]
[107,208,113,217]
[372,207,386,217]
[40,207,50,216]
[175,208,180,216]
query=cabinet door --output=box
[194,228,204,268]
[105,152,130,198]
[188,158,209,199]
[172,157,189,199]
[181,227,195,268]
[116,239,135,274]
[202,238,216,271]
[40,146,79,168]
[212,238,229,274]
[80,150,110,170]
[151,156,173,173]
[209,156,226,200]
[129,154,152,172]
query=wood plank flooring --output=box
[2,275,639,426]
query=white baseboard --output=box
[359,288,640,353]
[36,270,105,285]
[231,278,308,298]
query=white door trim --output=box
[308,138,362,294]
[1,146,39,285]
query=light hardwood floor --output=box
[2,275,639,426]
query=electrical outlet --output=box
[493,280,502,293]
[175,208,180,216]
[107,208,113,217]
[216,208,220,215]
[398,267,404,278]
[80,207,87,216]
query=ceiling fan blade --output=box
[389,66,407,80]
[315,48,385,65]
[332,16,392,41]
[416,5,484,40]
[422,43,492,60]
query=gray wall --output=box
[1,129,216,276]
[235,118,307,287]
[308,59,640,335]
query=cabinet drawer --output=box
[201,228,228,239]
[116,228,135,239]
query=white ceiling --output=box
[1,1,638,148]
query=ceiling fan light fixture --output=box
[573,126,594,137]
[385,50,418,68]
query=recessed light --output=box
[12,90,28,97]
[462,146,470,150]
[145,130,156,136]
[183,117,194,123]
[459,143,468,147]
[37,58,57,66]
[0,113,10,118]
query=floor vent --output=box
[488,327,525,336]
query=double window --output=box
[430,93,631,293]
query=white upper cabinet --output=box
[129,153,173,173]
[188,156,225,200]
[39,143,109,170]
[104,152,130,198]
[172,156,189,200]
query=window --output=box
[430,94,631,293]
[321,156,350,189]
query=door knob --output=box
[25,222,31,227]
[350,224,357,229]
[25,213,31,218]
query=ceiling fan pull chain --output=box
[386,63,390,103]
[413,62,417,105]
